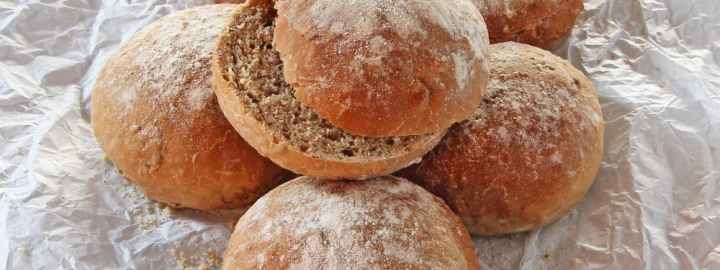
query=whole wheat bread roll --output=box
[273,0,490,137]
[223,176,480,270]
[212,3,445,179]
[473,0,583,49]
[91,4,287,210]
[399,42,604,235]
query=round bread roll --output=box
[273,0,490,137]
[212,3,445,179]
[399,42,604,235]
[222,176,480,270]
[91,4,287,210]
[473,0,583,49]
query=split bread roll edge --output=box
[223,176,480,270]
[399,42,604,235]
[212,2,445,179]
[91,4,287,210]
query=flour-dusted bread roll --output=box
[473,0,583,49]
[273,0,490,137]
[91,4,288,210]
[212,3,445,179]
[399,42,604,235]
[222,176,480,270]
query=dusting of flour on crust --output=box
[474,0,561,17]
[107,6,233,121]
[225,177,475,269]
[454,42,603,181]
[277,0,490,110]
[289,0,487,55]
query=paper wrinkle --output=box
[1,0,720,269]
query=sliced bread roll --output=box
[212,3,445,179]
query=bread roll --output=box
[91,4,287,210]
[399,42,604,235]
[222,176,480,270]
[474,0,583,49]
[212,3,445,179]
[273,0,490,137]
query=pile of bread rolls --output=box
[92,0,601,268]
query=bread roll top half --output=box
[274,0,491,136]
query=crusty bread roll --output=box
[273,0,490,137]
[473,0,583,49]
[222,176,480,270]
[212,3,445,179]
[399,42,604,235]
[91,4,287,210]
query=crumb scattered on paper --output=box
[543,253,551,261]
[17,243,30,257]
[175,249,223,270]
[134,203,175,231]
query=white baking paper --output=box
[1,0,719,269]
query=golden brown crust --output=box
[91,5,287,210]
[274,0,490,137]
[212,4,446,179]
[242,0,272,7]
[223,176,480,270]
[398,42,604,235]
[474,0,583,49]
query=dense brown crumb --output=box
[223,7,427,160]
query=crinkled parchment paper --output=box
[1,0,719,269]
